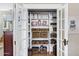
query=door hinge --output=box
[64,39,68,46]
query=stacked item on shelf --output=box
[40,45,47,56]
[30,12,49,20]
[28,48,32,56]
[32,47,39,56]
[53,44,57,56]
[32,28,39,38]
[32,28,49,56]
[49,11,57,56]
[31,12,49,56]
[51,33,57,38]
[40,29,49,38]
[32,40,49,45]
[32,45,47,56]
[32,28,49,38]
[51,39,56,44]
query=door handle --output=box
[64,39,68,46]
[14,41,16,45]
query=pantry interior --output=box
[28,9,57,56]
[10,3,68,56]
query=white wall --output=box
[24,3,65,9]
[0,14,3,38]
[68,3,79,56]
[0,11,4,56]
[0,3,13,37]
[0,3,13,10]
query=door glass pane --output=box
[59,40,61,50]
[62,9,64,19]
[62,31,64,50]
[62,31,64,40]
[62,9,65,51]
[62,52,64,56]
[59,10,61,29]
[59,50,61,56]
[62,20,64,29]
[58,9,65,56]
[62,9,65,29]
[59,10,61,50]
[59,30,61,48]
[62,42,64,51]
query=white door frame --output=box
[13,3,68,56]
[64,4,68,56]
[57,4,68,56]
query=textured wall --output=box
[68,3,79,56]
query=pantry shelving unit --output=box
[28,10,57,56]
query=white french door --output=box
[57,4,68,56]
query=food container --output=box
[51,33,57,38]
[32,32,39,38]
[40,32,48,38]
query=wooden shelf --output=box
[32,38,48,40]
[32,19,49,20]
[50,38,57,39]
[50,31,57,33]
[31,26,49,28]
[32,44,48,47]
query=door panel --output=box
[57,4,68,56]
[4,31,13,56]
[57,8,64,56]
